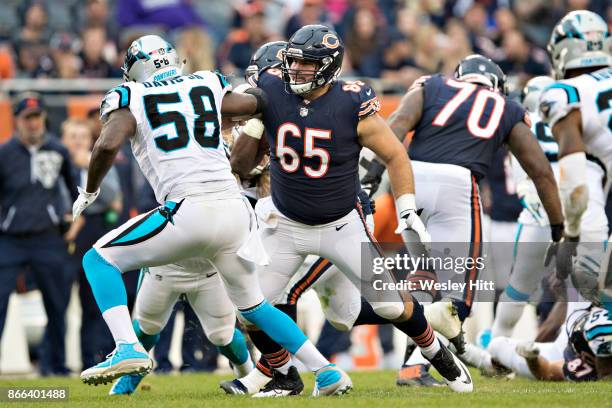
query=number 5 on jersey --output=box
[276,123,331,178]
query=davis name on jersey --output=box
[410,74,527,179]
[539,67,612,174]
[256,68,380,225]
[100,71,238,203]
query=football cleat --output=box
[312,364,352,397]
[397,363,444,387]
[220,366,272,395]
[424,301,465,354]
[252,366,304,398]
[516,341,540,360]
[424,341,473,393]
[81,342,152,386]
[109,373,144,395]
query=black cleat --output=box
[252,366,304,398]
[425,341,473,393]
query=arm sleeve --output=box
[539,82,581,129]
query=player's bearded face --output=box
[288,58,319,84]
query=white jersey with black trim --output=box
[539,67,612,175]
[100,71,239,203]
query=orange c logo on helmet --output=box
[322,33,339,49]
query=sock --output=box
[392,300,440,359]
[256,357,272,378]
[218,328,251,366]
[354,299,392,325]
[239,363,273,394]
[405,333,447,366]
[133,320,160,351]
[239,301,307,354]
[491,301,526,338]
[102,305,138,345]
[294,341,330,372]
[83,248,127,312]
[248,329,292,375]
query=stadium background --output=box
[0,0,610,376]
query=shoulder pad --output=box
[539,82,581,128]
[341,80,380,119]
[100,83,133,121]
[408,75,432,91]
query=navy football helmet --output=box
[454,54,507,94]
[245,40,287,82]
[281,24,344,94]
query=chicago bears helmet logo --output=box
[322,33,340,49]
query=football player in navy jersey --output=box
[230,24,473,395]
[362,54,564,382]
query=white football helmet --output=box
[548,10,612,79]
[521,76,554,113]
[122,35,183,83]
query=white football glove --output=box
[394,194,431,251]
[72,186,100,219]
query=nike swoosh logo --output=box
[335,223,348,231]
[366,89,372,96]
[206,272,217,278]
[459,363,472,384]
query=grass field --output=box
[1,370,611,408]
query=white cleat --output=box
[312,364,352,396]
[425,341,473,393]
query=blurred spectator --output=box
[378,31,424,88]
[496,29,549,85]
[117,0,204,32]
[49,32,81,79]
[79,26,120,78]
[284,0,332,39]
[61,117,121,369]
[218,7,275,76]
[337,0,385,39]
[344,7,386,77]
[14,39,53,78]
[412,24,443,74]
[176,27,215,73]
[439,19,474,76]
[0,92,78,376]
[75,0,119,44]
[14,1,52,44]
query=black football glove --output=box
[360,159,386,198]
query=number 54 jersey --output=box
[539,67,612,176]
[100,71,238,204]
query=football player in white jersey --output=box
[539,11,612,295]
[71,35,352,395]
[493,75,606,338]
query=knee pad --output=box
[371,301,404,321]
[136,315,163,335]
[206,324,235,347]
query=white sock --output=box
[234,359,255,378]
[492,301,525,338]
[419,338,441,360]
[274,359,292,375]
[239,366,272,394]
[294,341,330,372]
[102,305,138,345]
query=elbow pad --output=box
[244,87,268,115]
[559,152,589,237]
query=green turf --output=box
[1,370,611,408]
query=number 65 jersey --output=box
[539,67,612,175]
[100,71,238,204]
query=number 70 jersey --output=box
[100,71,236,204]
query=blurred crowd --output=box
[0,0,610,90]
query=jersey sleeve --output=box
[584,308,612,358]
[100,83,133,121]
[344,81,380,120]
[499,99,528,142]
[539,82,581,129]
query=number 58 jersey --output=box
[100,71,238,204]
